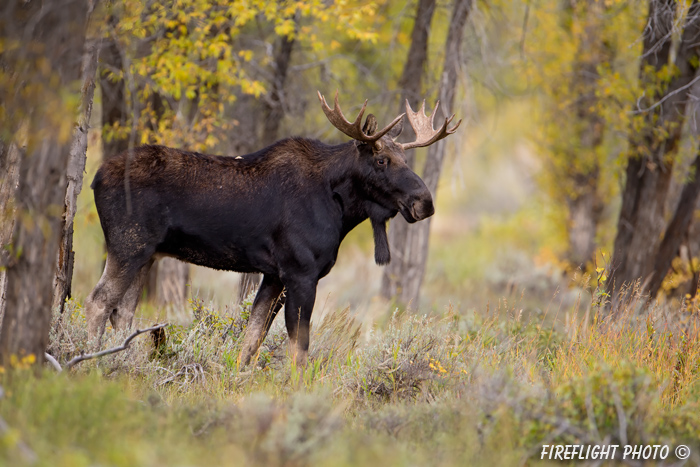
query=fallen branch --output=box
[44,352,63,372]
[46,323,169,371]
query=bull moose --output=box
[85,91,461,366]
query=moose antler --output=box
[318,91,404,143]
[400,100,462,150]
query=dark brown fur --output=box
[96,139,338,190]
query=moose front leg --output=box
[239,274,285,367]
[283,278,317,366]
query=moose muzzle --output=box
[412,196,435,221]
[399,189,434,223]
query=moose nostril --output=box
[412,199,435,219]
[425,200,435,217]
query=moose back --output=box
[85,91,461,365]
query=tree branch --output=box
[631,73,700,115]
[48,323,169,370]
[44,352,62,372]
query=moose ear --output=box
[362,114,378,136]
[388,119,403,140]
[371,218,391,265]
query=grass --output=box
[2,283,700,466]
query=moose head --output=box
[318,91,461,264]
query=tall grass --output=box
[2,287,700,466]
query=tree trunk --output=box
[608,0,700,305]
[0,141,21,328]
[679,193,700,298]
[149,257,189,306]
[0,0,90,364]
[238,273,261,303]
[53,35,101,314]
[387,0,472,307]
[261,29,296,144]
[99,35,129,159]
[380,0,437,302]
[648,154,700,298]
[647,66,700,299]
[566,179,603,268]
[394,0,437,163]
[563,0,610,268]
[238,24,298,303]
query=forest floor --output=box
[1,285,700,466]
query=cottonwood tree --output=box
[109,0,381,151]
[382,0,472,306]
[497,0,650,275]
[0,143,21,327]
[0,0,95,364]
[100,28,129,160]
[557,3,610,268]
[529,1,621,268]
[53,34,102,314]
[381,0,437,302]
[608,0,700,305]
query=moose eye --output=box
[376,158,387,168]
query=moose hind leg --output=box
[109,258,155,331]
[240,275,285,367]
[85,255,146,347]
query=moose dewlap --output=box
[85,91,461,366]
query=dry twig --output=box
[43,352,62,372]
[46,323,168,371]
